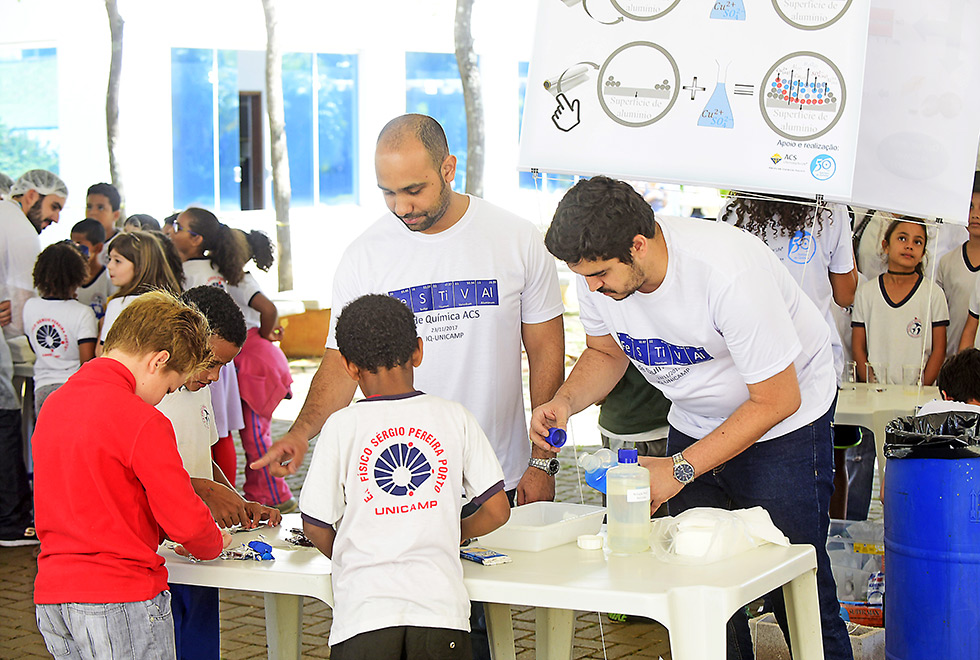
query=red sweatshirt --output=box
[33,358,223,604]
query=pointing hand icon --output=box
[552,93,581,132]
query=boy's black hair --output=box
[86,182,121,211]
[546,175,656,265]
[163,212,178,227]
[70,218,106,245]
[937,349,980,404]
[125,214,161,231]
[180,285,247,348]
[335,294,418,373]
[34,242,89,299]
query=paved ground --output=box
[1,358,675,659]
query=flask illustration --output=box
[710,0,746,21]
[698,61,735,129]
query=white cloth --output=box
[180,259,244,436]
[22,298,98,390]
[719,201,854,379]
[0,199,41,339]
[936,243,979,355]
[916,400,980,416]
[226,272,262,331]
[99,295,137,343]
[852,275,950,384]
[325,196,563,489]
[577,216,836,442]
[299,391,505,645]
[74,266,116,322]
[156,386,219,479]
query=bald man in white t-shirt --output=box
[531,176,852,660]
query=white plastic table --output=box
[834,384,938,485]
[164,514,823,660]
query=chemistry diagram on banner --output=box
[519,0,868,199]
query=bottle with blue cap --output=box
[606,447,651,554]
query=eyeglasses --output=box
[59,239,89,258]
[173,221,199,237]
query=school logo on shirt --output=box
[359,425,446,516]
[33,319,68,358]
[617,333,714,367]
[787,230,815,265]
[200,405,211,429]
[907,317,922,338]
[89,294,107,320]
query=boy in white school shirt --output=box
[300,294,510,659]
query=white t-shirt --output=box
[99,295,138,343]
[156,386,219,479]
[577,216,837,442]
[720,201,854,379]
[182,259,228,290]
[22,298,98,389]
[299,392,504,645]
[0,199,41,338]
[326,196,563,489]
[226,272,262,331]
[937,243,980,355]
[75,266,116,322]
[916,399,980,416]
[852,275,950,385]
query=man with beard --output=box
[529,176,852,660]
[253,115,564,657]
[0,169,67,546]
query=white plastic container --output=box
[606,448,651,554]
[478,501,605,552]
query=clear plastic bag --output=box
[650,507,788,565]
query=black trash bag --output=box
[884,411,980,459]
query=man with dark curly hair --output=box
[530,176,852,660]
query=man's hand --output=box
[242,500,282,528]
[638,456,683,514]
[529,398,571,454]
[516,466,555,505]
[249,430,309,477]
[0,300,10,327]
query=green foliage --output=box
[0,119,58,176]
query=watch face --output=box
[673,462,695,484]
[547,458,560,475]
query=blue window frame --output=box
[317,54,358,204]
[0,47,59,174]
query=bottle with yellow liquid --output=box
[606,448,651,554]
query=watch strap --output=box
[528,457,559,475]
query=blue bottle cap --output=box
[618,448,638,464]
[546,427,567,448]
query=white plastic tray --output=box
[479,501,605,552]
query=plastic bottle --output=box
[578,448,617,494]
[606,448,651,554]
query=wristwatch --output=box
[529,457,560,476]
[671,452,696,485]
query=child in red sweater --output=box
[33,290,232,660]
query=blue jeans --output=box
[36,591,175,660]
[667,401,853,660]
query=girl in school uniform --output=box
[98,231,184,352]
[852,218,949,386]
[168,207,246,485]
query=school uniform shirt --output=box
[936,242,980,355]
[75,266,116,321]
[157,386,219,479]
[22,298,98,389]
[720,201,853,379]
[577,216,837,442]
[226,272,263,331]
[182,258,228,290]
[325,195,564,489]
[99,294,138,343]
[33,358,224,604]
[299,392,505,645]
[852,274,950,385]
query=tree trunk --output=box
[454,0,484,197]
[261,0,293,292]
[105,0,125,209]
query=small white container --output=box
[479,501,605,552]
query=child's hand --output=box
[0,300,10,327]
[220,529,233,549]
[242,500,283,528]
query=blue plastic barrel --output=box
[884,457,980,659]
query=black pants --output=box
[331,626,472,660]
[0,409,32,536]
